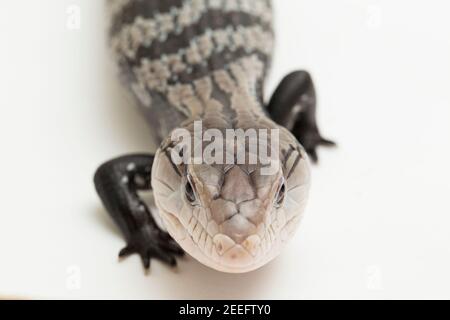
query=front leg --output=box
[94,154,184,270]
[268,71,335,162]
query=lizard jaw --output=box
[157,205,302,273]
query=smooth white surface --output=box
[0,0,450,299]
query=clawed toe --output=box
[119,245,136,258]
[303,135,336,163]
[117,227,184,271]
[319,137,336,147]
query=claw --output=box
[161,241,185,256]
[117,226,184,273]
[296,127,336,163]
[119,246,135,258]
[154,250,178,267]
[308,149,318,163]
[143,254,151,270]
[308,136,336,163]
[319,137,336,147]
[168,256,177,267]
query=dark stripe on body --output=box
[127,10,273,68]
[172,49,268,86]
[110,0,185,35]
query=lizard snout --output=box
[213,234,262,270]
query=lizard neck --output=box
[178,55,271,131]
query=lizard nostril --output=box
[242,235,262,257]
[214,235,236,256]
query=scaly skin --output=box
[96,0,333,273]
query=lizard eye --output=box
[185,175,197,204]
[275,178,286,208]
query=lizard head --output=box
[151,122,311,273]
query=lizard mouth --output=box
[159,208,296,273]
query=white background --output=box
[0,0,449,299]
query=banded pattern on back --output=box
[109,0,274,139]
[107,0,314,274]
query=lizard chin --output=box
[157,206,301,273]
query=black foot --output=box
[119,225,185,270]
[293,124,336,163]
[94,154,185,273]
[268,71,336,163]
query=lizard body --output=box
[95,0,334,273]
[110,0,274,141]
